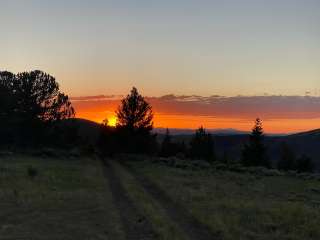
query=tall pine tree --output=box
[190,126,215,162]
[114,87,156,154]
[241,118,270,168]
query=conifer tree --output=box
[116,87,153,132]
[277,142,296,171]
[160,128,173,157]
[115,87,156,153]
[241,118,270,168]
[190,126,215,162]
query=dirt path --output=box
[102,159,158,240]
[120,161,219,240]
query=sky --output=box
[1,0,320,132]
[72,95,320,133]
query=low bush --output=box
[27,166,38,179]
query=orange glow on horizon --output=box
[75,109,320,134]
[71,94,320,134]
[152,114,320,134]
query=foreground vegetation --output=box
[125,157,320,240]
[1,152,319,239]
[0,153,123,240]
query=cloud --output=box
[71,94,320,120]
[146,95,320,119]
[70,95,122,101]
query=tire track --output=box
[119,160,220,240]
[102,159,158,240]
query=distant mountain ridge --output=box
[69,118,317,138]
[66,118,319,171]
[153,128,250,136]
[289,128,320,137]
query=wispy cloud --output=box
[71,94,320,133]
[70,95,122,101]
[147,95,320,120]
[72,94,320,120]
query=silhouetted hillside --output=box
[158,131,320,171]
[154,128,250,135]
[289,129,320,137]
[60,118,102,144]
[62,119,319,171]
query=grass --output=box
[0,153,124,240]
[1,152,319,240]
[111,161,187,240]
[127,159,320,240]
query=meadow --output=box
[1,152,320,240]
[124,157,320,240]
[0,153,124,240]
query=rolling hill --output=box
[67,118,320,170]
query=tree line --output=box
[98,85,315,173]
[0,70,75,147]
[0,70,315,173]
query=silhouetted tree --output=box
[0,70,74,146]
[241,118,270,168]
[13,71,74,123]
[97,119,117,156]
[190,126,215,162]
[0,71,15,115]
[296,155,314,173]
[277,142,296,171]
[102,118,109,127]
[172,141,187,158]
[159,128,186,157]
[160,128,173,157]
[115,87,156,154]
[178,141,187,158]
[53,119,80,148]
[116,87,153,132]
[0,71,17,145]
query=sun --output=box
[108,116,117,127]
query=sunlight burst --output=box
[108,116,117,127]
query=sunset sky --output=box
[1,0,320,133]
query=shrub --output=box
[277,142,296,171]
[296,155,314,173]
[27,166,38,179]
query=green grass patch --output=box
[112,161,187,240]
[0,154,123,240]
[128,159,320,240]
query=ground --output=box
[125,157,320,240]
[0,153,123,240]
[0,153,319,240]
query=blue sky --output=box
[1,0,319,96]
